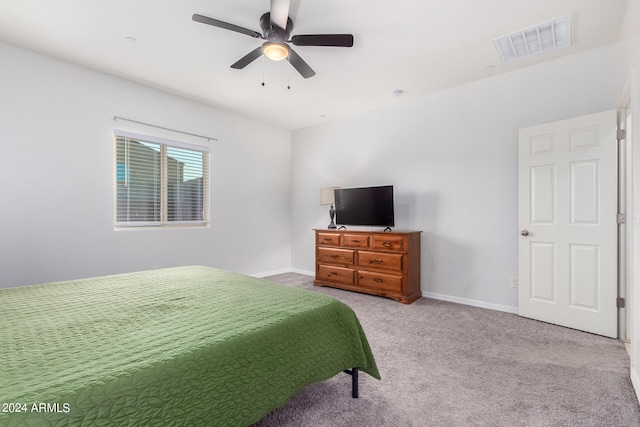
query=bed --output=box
[0,266,379,426]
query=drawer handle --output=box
[323,238,333,241]
[370,259,383,264]
[330,271,338,275]
[351,239,360,243]
[330,255,339,259]
[383,241,392,247]
[373,278,383,283]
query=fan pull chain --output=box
[287,65,291,90]
[261,55,265,87]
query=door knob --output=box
[520,230,530,236]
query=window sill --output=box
[114,222,210,231]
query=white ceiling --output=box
[0,0,629,130]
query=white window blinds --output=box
[114,130,209,227]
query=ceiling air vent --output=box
[492,14,573,63]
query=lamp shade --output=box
[320,187,340,205]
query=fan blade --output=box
[288,49,315,79]
[291,34,354,47]
[193,14,262,38]
[231,47,263,69]
[270,0,290,30]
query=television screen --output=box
[334,185,394,227]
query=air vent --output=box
[492,14,573,63]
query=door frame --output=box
[619,97,632,342]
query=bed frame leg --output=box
[343,368,359,398]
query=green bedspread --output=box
[0,266,379,426]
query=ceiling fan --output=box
[192,0,354,79]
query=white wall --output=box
[291,44,618,311]
[0,42,292,288]
[0,38,621,309]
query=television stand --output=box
[314,229,422,304]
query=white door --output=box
[518,110,618,338]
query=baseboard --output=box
[251,268,294,278]
[251,268,315,278]
[252,270,519,314]
[422,290,519,314]
[631,367,640,405]
[291,268,315,276]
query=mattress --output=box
[0,266,379,426]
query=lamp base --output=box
[328,204,337,229]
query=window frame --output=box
[114,130,210,229]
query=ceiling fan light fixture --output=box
[263,42,289,61]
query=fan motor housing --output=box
[260,12,293,42]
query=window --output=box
[114,130,209,227]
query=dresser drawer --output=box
[343,234,370,248]
[317,232,341,246]
[358,251,403,272]
[318,265,355,286]
[359,270,403,292]
[372,235,405,252]
[318,247,355,266]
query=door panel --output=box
[519,110,617,338]
[531,165,556,223]
[569,244,599,310]
[530,242,556,302]
[570,161,599,224]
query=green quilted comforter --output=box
[0,266,379,426]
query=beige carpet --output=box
[253,273,640,427]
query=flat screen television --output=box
[334,185,394,227]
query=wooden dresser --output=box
[314,229,422,304]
